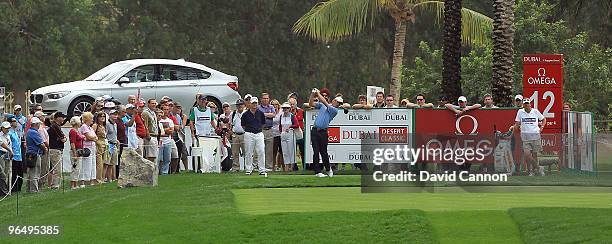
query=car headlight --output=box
[47,91,71,99]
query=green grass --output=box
[427,211,521,244]
[510,208,612,244]
[233,187,612,214]
[1,173,611,243]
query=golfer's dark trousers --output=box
[311,127,330,174]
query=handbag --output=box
[25,152,38,168]
[289,113,304,140]
[76,148,91,157]
[294,127,304,140]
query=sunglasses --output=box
[416,99,424,101]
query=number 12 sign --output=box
[522,54,563,133]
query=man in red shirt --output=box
[135,101,148,156]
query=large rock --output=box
[118,148,158,188]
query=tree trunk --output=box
[389,19,406,105]
[442,0,463,102]
[492,0,515,106]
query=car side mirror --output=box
[117,77,130,86]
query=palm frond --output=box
[292,0,385,42]
[414,1,493,46]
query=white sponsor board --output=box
[304,108,413,164]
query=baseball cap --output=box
[334,97,344,103]
[34,111,47,117]
[54,112,67,118]
[244,94,252,101]
[458,96,467,102]
[251,97,259,103]
[522,98,531,104]
[31,117,43,124]
[102,95,113,101]
[1,121,11,129]
[222,102,230,108]
[104,101,116,108]
[7,117,17,123]
[109,109,118,114]
[281,102,291,108]
[14,105,22,110]
[514,94,523,101]
[95,97,104,102]
[198,95,208,101]
[236,99,245,105]
[125,104,136,109]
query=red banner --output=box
[523,54,563,133]
[414,109,518,164]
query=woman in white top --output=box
[278,103,299,172]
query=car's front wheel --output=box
[68,96,94,118]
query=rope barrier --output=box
[0,159,62,202]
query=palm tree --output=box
[293,0,492,103]
[442,0,463,101]
[492,0,515,106]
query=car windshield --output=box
[84,62,132,81]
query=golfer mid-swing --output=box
[309,88,346,178]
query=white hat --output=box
[251,97,259,103]
[109,109,118,114]
[244,94,252,100]
[125,104,136,109]
[281,102,291,108]
[514,94,523,100]
[522,98,531,104]
[104,101,116,108]
[14,105,22,110]
[34,111,47,117]
[334,97,344,103]
[31,117,43,124]
[458,96,467,102]
[102,95,113,101]
[1,121,10,129]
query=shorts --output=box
[107,145,118,166]
[522,139,542,153]
[142,137,159,158]
[70,157,81,181]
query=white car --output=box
[31,59,240,117]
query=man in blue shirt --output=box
[309,88,346,178]
[25,117,47,193]
[8,118,23,193]
[257,93,276,170]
